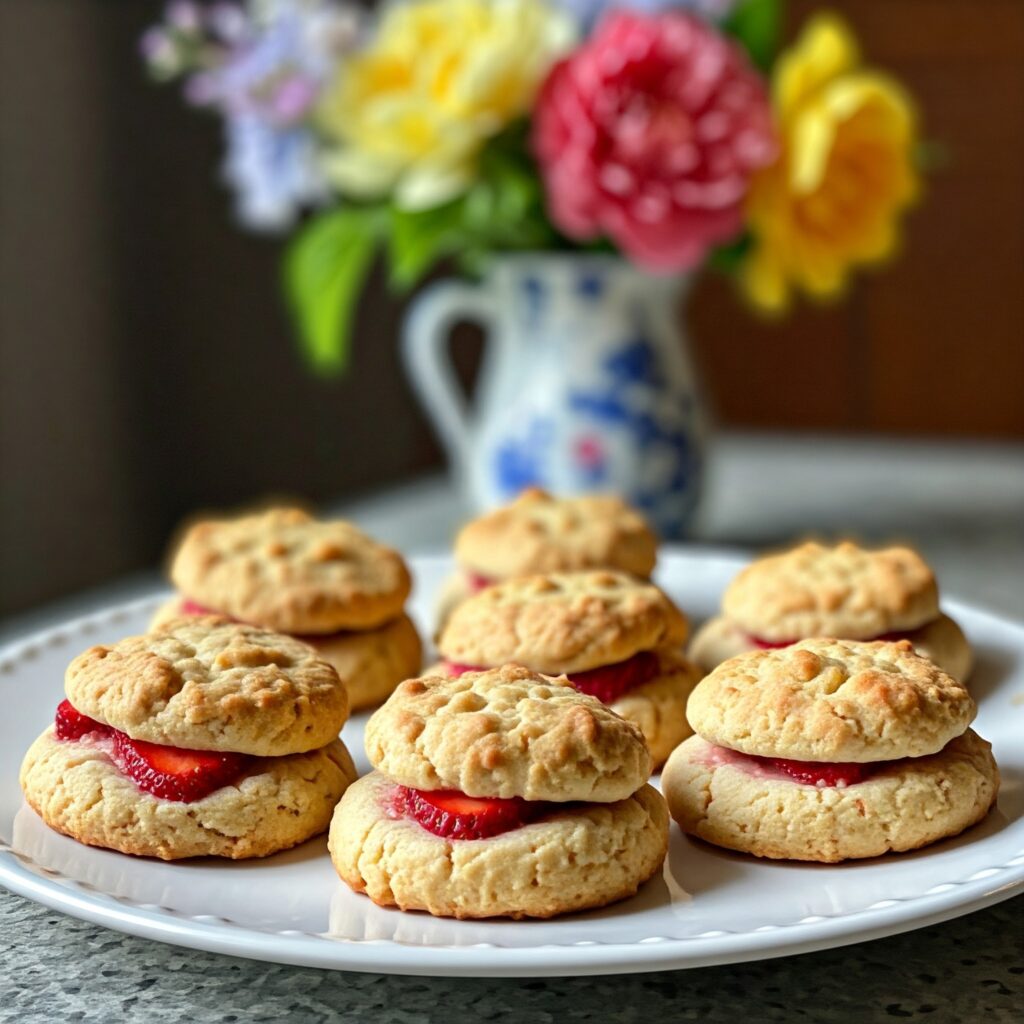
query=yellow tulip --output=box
[742,13,920,311]
[318,0,574,210]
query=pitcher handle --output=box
[401,278,495,480]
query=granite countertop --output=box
[2,434,1023,1021]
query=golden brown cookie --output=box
[310,613,422,712]
[722,541,939,642]
[687,638,975,763]
[455,488,657,580]
[438,571,688,674]
[21,729,357,860]
[66,617,348,757]
[365,665,652,802]
[329,771,668,918]
[662,731,998,862]
[170,507,411,633]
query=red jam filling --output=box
[760,756,870,788]
[53,699,251,802]
[442,661,485,677]
[442,651,660,703]
[748,630,908,650]
[179,598,229,619]
[465,571,495,593]
[567,651,660,703]
[393,785,548,840]
[701,742,877,788]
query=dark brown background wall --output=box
[1,0,1022,615]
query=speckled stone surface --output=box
[0,891,1021,1022]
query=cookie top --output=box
[169,507,411,633]
[722,541,939,641]
[455,488,657,579]
[686,638,975,762]
[365,665,652,802]
[438,570,688,674]
[65,617,349,756]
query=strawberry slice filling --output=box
[464,571,495,593]
[52,699,252,802]
[699,742,877,788]
[747,629,909,650]
[393,785,550,840]
[442,650,661,703]
[567,651,661,703]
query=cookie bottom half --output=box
[311,613,422,711]
[662,731,998,863]
[688,612,972,681]
[20,728,358,860]
[329,772,669,919]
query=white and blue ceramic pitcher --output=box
[402,254,706,537]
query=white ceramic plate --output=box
[1,550,1021,977]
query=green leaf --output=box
[283,206,382,376]
[723,0,783,73]
[388,200,467,290]
[708,232,752,274]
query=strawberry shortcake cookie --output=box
[154,506,422,710]
[662,638,998,862]
[689,541,972,681]
[436,570,697,766]
[436,488,657,628]
[20,617,357,859]
[329,665,668,918]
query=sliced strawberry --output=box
[465,572,494,593]
[568,650,661,704]
[54,699,109,741]
[766,757,871,788]
[442,661,486,677]
[396,786,542,840]
[748,634,798,650]
[111,732,252,802]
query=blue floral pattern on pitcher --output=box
[403,255,706,538]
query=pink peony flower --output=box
[533,12,776,271]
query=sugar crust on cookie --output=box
[365,665,652,803]
[66,617,349,756]
[454,488,657,580]
[439,570,689,674]
[686,638,975,762]
[170,507,411,632]
[722,541,939,641]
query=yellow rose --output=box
[742,13,920,312]
[318,0,574,210]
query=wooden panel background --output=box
[1,0,1022,615]
[690,0,1024,436]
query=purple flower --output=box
[142,1,361,230]
[222,114,330,229]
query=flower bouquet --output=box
[143,0,921,375]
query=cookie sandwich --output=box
[20,617,357,860]
[155,507,422,711]
[689,541,972,681]
[436,488,657,626]
[436,571,697,766]
[329,665,668,918]
[662,639,998,862]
